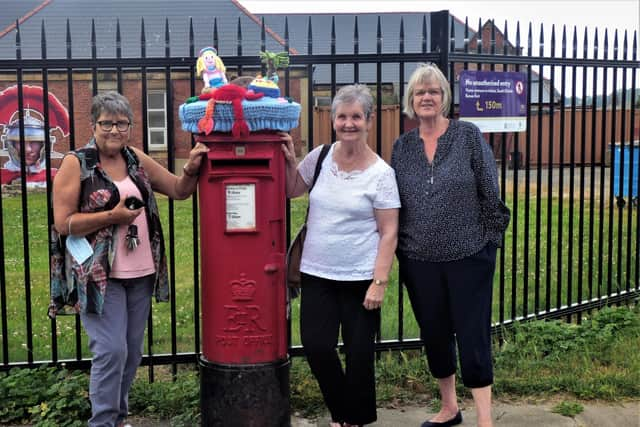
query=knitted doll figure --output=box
[196,47,228,92]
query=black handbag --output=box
[286,144,331,292]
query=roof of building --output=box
[0,0,554,101]
[0,0,287,58]
[0,1,470,58]
[0,0,44,36]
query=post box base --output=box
[199,355,290,427]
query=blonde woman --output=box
[391,64,510,427]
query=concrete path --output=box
[292,400,639,427]
[5,400,638,426]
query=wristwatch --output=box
[374,278,388,287]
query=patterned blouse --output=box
[391,120,511,262]
[49,139,168,317]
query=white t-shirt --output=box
[297,144,401,281]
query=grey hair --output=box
[330,84,374,121]
[403,63,452,119]
[91,91,134,125]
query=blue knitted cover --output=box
[179,97,301,133]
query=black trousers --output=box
[399,243,497,388]
[300,273,379,425]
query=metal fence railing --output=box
[0,11,637,376]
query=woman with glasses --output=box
[50,91,208,427]
[391,64,510,427]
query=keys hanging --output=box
[123,196,144,251]
[125,224,140,251]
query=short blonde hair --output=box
[403,63,452,119]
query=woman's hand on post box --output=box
[174,142,209,197]
[280,132,296,166]
[140,142,209,201]
[279,132,308,199]
[185,142,210,175]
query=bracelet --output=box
[182,164,199,178]
[68,215,73,235]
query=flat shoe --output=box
[421,410,462,427]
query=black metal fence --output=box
[0,11,638,376]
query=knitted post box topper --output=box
[197,84,264,138]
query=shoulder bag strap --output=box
[309,143,331,193]
[304,143,331,221]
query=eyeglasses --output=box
[414,89,442,98]
[96,120,131,132]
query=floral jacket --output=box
[49,139,169,317]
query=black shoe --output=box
[421,410,462,427]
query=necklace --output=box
[430,162,434,185]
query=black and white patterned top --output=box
[391,120,510,262]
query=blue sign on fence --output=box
[459,70,527,133]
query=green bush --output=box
[0,366,89,427]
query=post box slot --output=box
[211,159,270,170]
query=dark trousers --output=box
[300,273,379,425]
[399,244,497,388]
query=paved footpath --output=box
[5,400,638,426]
[291,400,640,427]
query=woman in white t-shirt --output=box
[281,84,400,427]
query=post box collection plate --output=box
[225,183,256,231]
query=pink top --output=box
[110,176,156,279]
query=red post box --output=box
[196,132,290,426]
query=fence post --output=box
[430,10,451,79]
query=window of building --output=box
[147,91,167,151]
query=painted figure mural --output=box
[0,85,69,187]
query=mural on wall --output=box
[0,85,69,187]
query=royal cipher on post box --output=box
[197,132,288,364]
